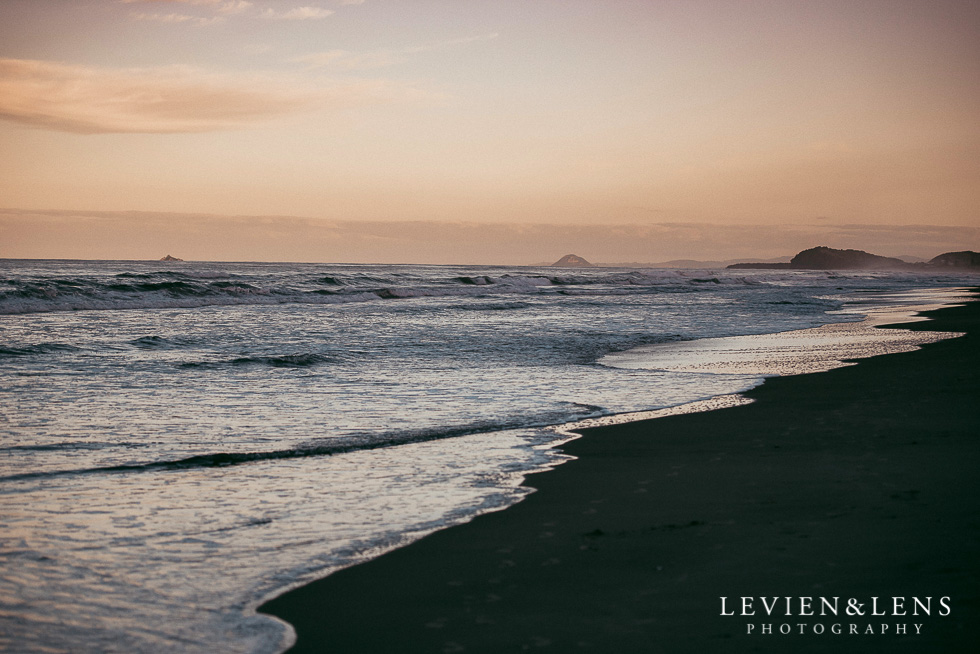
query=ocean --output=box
[1,259,977,653]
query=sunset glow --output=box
[1,0,978,262]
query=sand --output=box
[260,293,980,653]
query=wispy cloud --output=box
[132,12,225,26]
[263,6,334,20]
[0,58,426,134]
[216,1,252,15]
[122,1,335,24]
[123,0,252,21]
[291,49,398,71]
[120,1,224,4]
[293,33,499,70]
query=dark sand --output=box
[261,294,980,653]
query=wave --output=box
[453,276,494,285]
[766,297,841,306]
[0,441,122,453]
[0,342,81,358]
[0,275,569,314]
[180,353,335,369]
[115,270,235,280]
[457,301,532,311]
[0,404,605,484]
[131,335,182,349]
[6,264,958,316]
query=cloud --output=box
[121,1,223,4]
[291,49,400,71]
[132,12,225,26]
[216,1,252,15]
[123,1,251,20]
[0,58,424,134]
[263,6,334,20]
[293,33,499,70]
[123,1,344,24]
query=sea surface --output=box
[1,259,977,653]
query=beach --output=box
[3,263,977,653]
[260,292,980,653]
[5,2,980,651]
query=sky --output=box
[0,0,978,263]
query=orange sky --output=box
[1,0,978,263]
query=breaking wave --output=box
[0,403,606,484]
[179,353,336,369]
[0,343,81,358]
[2,262,955,316]
[0,267,773,315]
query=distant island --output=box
[930,251,980,269]
[539,247,980,270]
[599,257,792,269]
[727,246,980,271]
[551,254,595,267]
[159,254,184,262]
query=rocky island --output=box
[550,254,594,267]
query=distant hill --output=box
[536,248,980,271]
[159,254,184,262]
[598,256,792,269]
[728,246,980,271]
[790,246,909,270]
[550,254,594,267]
[929,251,980,269]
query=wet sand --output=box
[260,293,980,653]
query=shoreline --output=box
[260,291,980,653]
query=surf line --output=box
[551,393,755,440]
